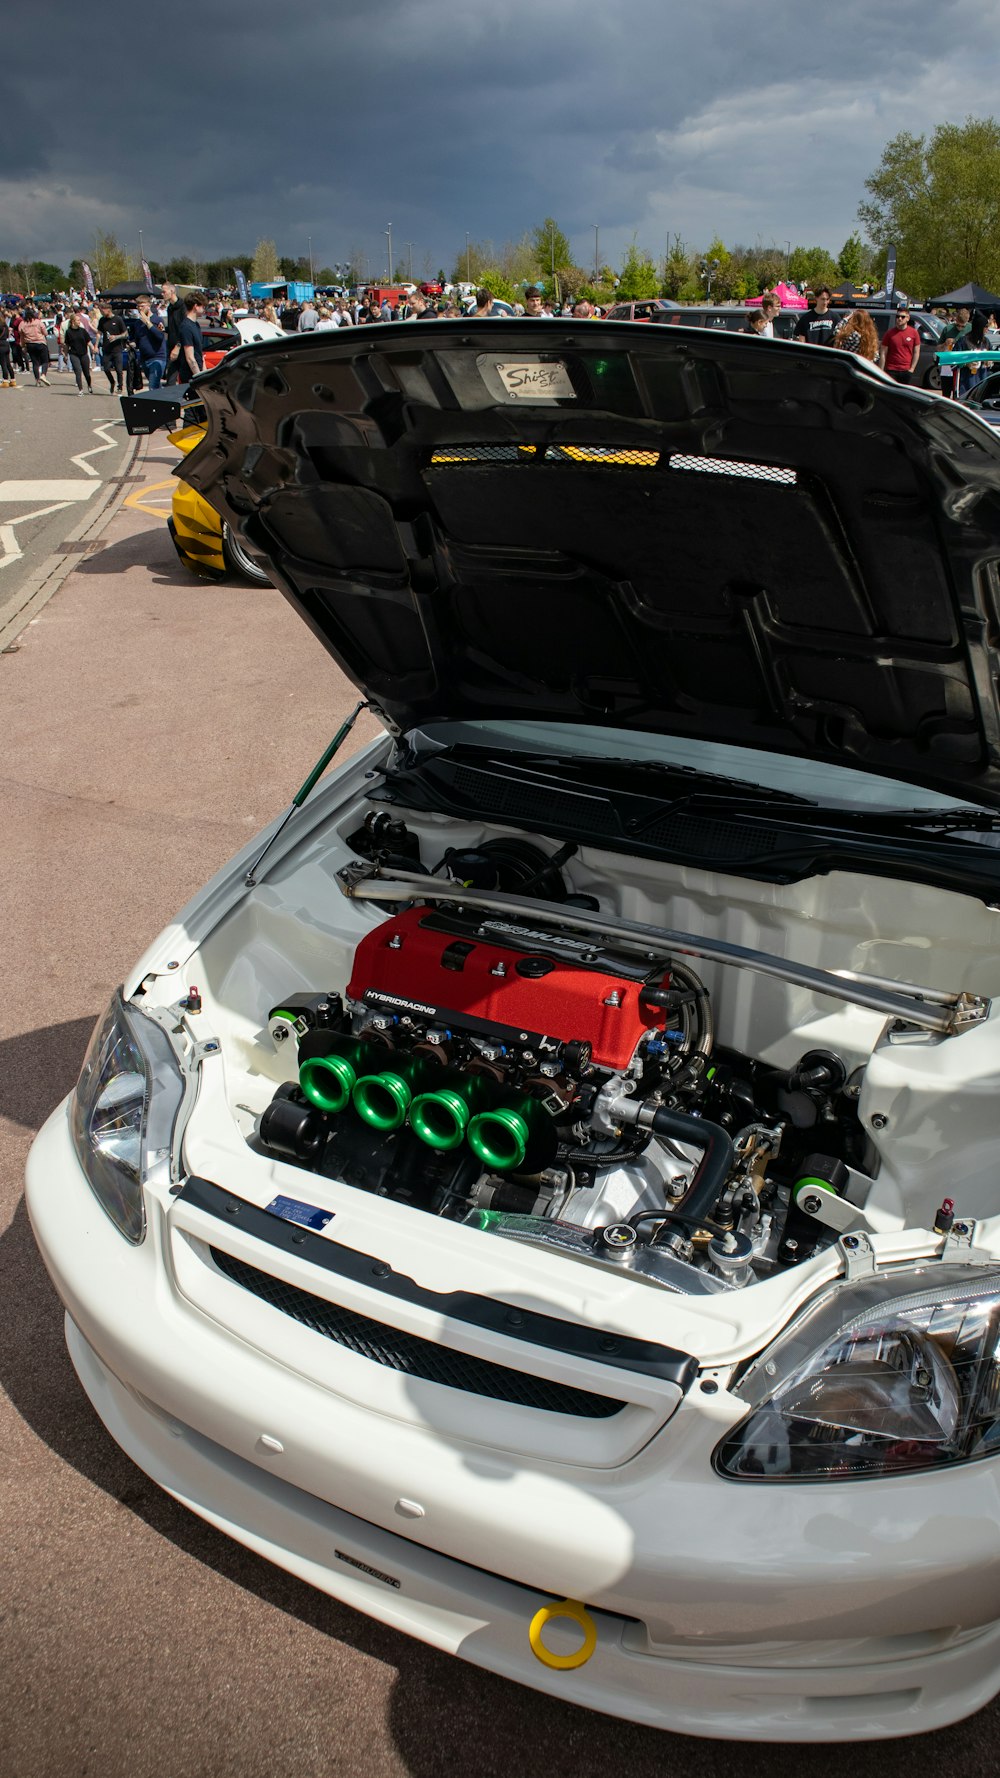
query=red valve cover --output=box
[347,906,665,1071]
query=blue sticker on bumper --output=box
[265,1194,334,1232]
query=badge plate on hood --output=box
[494,360,576,399]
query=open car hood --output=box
[180,321,1000,806]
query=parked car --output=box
[31,320,1000,1743]
[118,321,275,584]
[604,298,681,322]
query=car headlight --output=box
[715,1265,1000,1481]
[70,991,186,1244]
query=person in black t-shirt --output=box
[169,294,205,382]
[96,301,129,392]
[162,282,186,384]
[793,286,839,348]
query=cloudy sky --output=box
[3,0,999,278]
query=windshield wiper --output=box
[823,806,1000,835]
[410,745,817,809]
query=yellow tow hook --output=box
[528,1598,598,1670]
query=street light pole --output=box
[405,242,414,281]
[308,235,314,284]
[465,231,471,283]
[549,224,556,301]
[592,225,600,284]
[386,224,393,282]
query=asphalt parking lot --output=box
[4,432,1000,1777]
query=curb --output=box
[0,430,148,654]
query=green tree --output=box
[499,233,541,287]
[661,234,693,300]
[531,217,572,281]
[252,237,280,282]
[473,266,518,304]
[837,232,866,282]
[741,242,787,296]
[93,231,136,288]
[786,244,840,289]
[859,117,1000,297]
[617,241,660,300]
[451,237,492,284]
[698,236,732,298]
[29,261,66,291]
[165,256,196,284]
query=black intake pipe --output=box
[629,1108,734,1239]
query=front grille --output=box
[210,1247,624,1418]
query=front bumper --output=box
[26,1098,1000,1742]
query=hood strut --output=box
[244,701,368,888]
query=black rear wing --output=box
[118,384,203,436]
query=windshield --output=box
[415,721,987,816]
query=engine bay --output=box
[253,821,884,1296]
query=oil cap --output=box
[595,1223,639,1261]
[515,955,556,978]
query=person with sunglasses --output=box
[878,306,921,384]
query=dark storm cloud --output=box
[0,80,50,172]
[3,0,999,275]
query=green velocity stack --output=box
[299,1038,386,1115]
[352,1055,446,1132]
[408,1073,496,1151]
[467,1093,557,1173]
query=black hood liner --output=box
[179,320,1000,806]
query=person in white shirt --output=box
[759,292,781,338]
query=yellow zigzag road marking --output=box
[123,478,176,518]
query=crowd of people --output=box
[256,284,598,326]
[0,283,206,393]
[1,279,997,400]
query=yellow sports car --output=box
[165,418,271,584]
[119,317,280,585]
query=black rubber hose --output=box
[628,1107,734,1238]
[560,1139,648,1168]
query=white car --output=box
[235,316,284,345]
[26,320,1000,1743]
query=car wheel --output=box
[221,522,271,585]
[923,361,941,391]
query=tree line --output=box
[5,118,1000,301]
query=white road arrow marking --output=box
[72,421,124,477]
[0,502,71,569]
